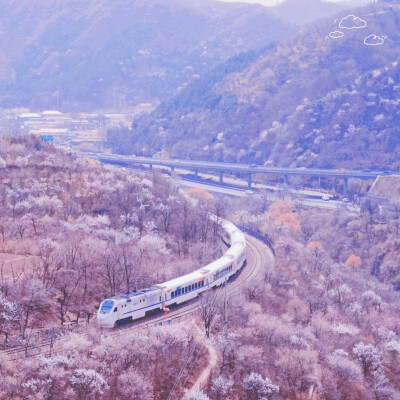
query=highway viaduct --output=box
[92,154,388,197]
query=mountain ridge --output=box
[107,2,400,169]
[0,0,297,111]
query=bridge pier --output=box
[343,178,348,197]
[248,174,252,188]
[219,171,224,184]
[284,175,290,185]
[149,164,153,170]
[194,169,199,180]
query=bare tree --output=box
[199,289,220,338]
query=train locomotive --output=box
[96,218,246,328]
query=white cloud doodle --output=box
[364,34,386,46]
[339,15,367,29]
[329,31,344,39]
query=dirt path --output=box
[187,342,218,394]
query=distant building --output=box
[19,113,41,119]
[42,110,63,116]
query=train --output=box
[96,218,246,328]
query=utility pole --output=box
[113,87,116,111]
[224,281,228,325]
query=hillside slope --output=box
[108,2,400,169]
[0,0,297,111]
[273,0,349,26]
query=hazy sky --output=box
[218,0,372,6]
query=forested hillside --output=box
[2,184,400,399]
[108,2,400,169]
[0,0,297,111]
[0,136,221,341]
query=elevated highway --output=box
[85,152,389,195]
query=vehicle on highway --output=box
[383,170,392,175]
[97,218,246,328]
[245,190,255,195]
[362,168,372,172]
[342,197,350,203]
[322,195,329,201]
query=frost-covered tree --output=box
[0,293,20,346]
[19,278,51,337]
[70,368,109,400]
[326,352,363,383]
[184,389,211,400]
[115,369,153,400]
[244,372,279,400]
[353,342,382,376]
[211,375,234,400]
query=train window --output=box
[114,307,118,312]
[100,300,114,314]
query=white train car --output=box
[97,217,246,328]
[97,287,163,328]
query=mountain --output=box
[0,0,297,111]
[107,2,400,169]
[273,0,350,26]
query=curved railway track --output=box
[2,234,274,361]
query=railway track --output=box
[2,234,274,362]
[105,234,272,339]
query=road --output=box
[77,151,361,212]
[84,152,389,179]
[172,175,360,213]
